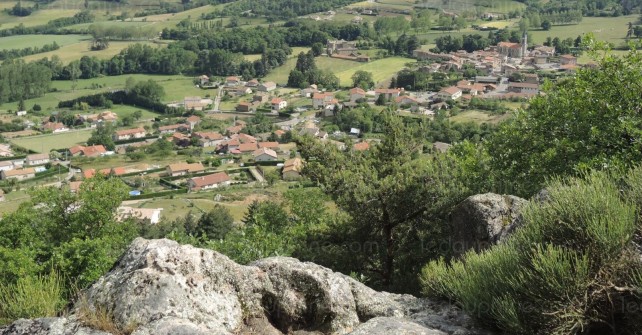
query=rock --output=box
[1,238,494,335]
[0,318,110,335]
[449,193,527,256]
[348,317,447,335]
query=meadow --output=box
[1,73,204,113]
[11,129,93,153]
[0,9,80,29]
[0,34,87,50]
[528,15,638,46]
[334,56,415,86]
[22,40,163,63]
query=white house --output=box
[437,86,462,101]
[271,98,288,112]
[253,147,278,162]
[188,172,231,192]
[26,153,50,166]
[0,161,14,172]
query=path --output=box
[248,166,265,183]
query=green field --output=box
[0,34,87,50]
[449,110,509,124]
[22,40,163,63]
[528,15,637,46]
[264,56,365,84]
[2,73,207,112]
[0,9,80,29]
[335,56,415,86]
[11,129,93,153]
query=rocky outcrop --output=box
[1,238,493,335]
[449,193,527,256]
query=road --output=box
[212,87,223,112]
[248,166,265,183]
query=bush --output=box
[0,271,65,323]
[421,168,642,334]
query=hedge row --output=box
[126,188,187,200]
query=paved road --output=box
[213,87,223,112]
[248,166,265,183]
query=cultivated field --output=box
[528,15,638,46]
[22,40,163,63]
[334,56,415,86]
[449,110,510,124]
[11,129,93,153]
[0,9,80,29]
[0,34,88,50]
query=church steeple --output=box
[521,32,528,58]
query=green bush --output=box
[421,168,642,334]
[0,271,66,323]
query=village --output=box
[0,37,582,223]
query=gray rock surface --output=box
[1,238,493,335]
[449,193,527,256]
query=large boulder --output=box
[1,238,493,335]
[449,193,527,256]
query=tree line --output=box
[0,42,59,61]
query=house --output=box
[507,82,539,95]
[171,133,191,147]
[353,141,370,151]
[299,127,328,139]
[81,145,107,158]
[475,76,500,84]
[42,122,68,133]
[117,206,163,224]
[16,110,27,116]
[188,172,231,192]
[226,125,244,136]
[193,132,224,147]
[184,97,211,111]
[113,128,146,141]
[258,81,277,92]
[326,40,358,55]
[282,158,303,180]
[1,167,36,181]
[0,161,14,172]
[395,96,420,105]
[236,102,258,113]
[300,86,319,98]
[271,98,287,112]
[198,75,209,86]
[226,86,252,97]
[375,88,402,100]
[166,162,205,177]
[258,142,279,151]
[238,142,259,153]
[560,54,577,66]
[246,79,259,88]
[497,41,524,58]
[253,93,270,103]
[70,145,86,157]
[158,124,188,135]
[313,93,336,109]
[225,76,241,86]
[349,87,366,102]
[437,86,462,101]
[186,115,201,131]
[253,147,278,162]
[26,153,50,166]
[76,111,119,125]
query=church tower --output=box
[521,32,528,58]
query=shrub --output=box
[420,168,642,334]
[0,271,66,322]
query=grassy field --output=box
[528,15,637,46]
[22,40,163,63]
[11,129,93,152]
[0,190,30,217]
[449,110,509,124]
[0,34,87,50]
[0,9,81,29]
[244,47,311,62]
[334,56,415,86]
[1,73,206,112]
